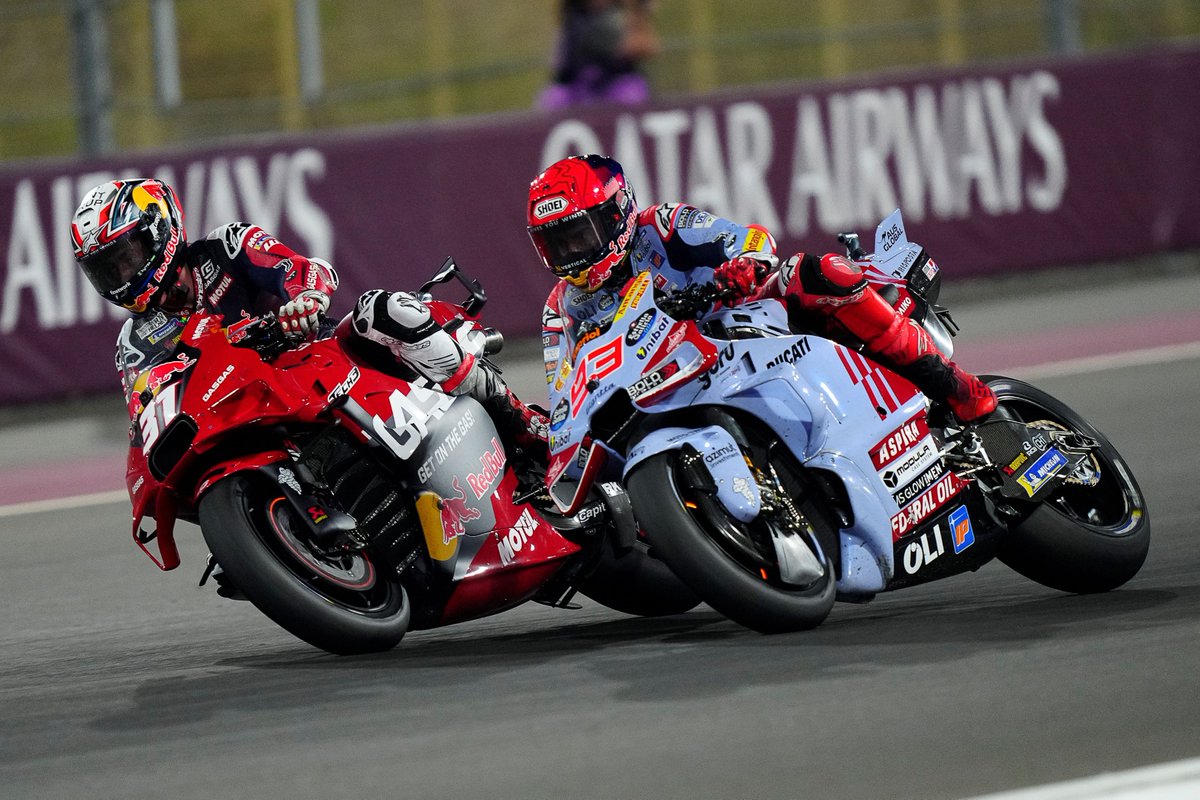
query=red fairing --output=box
[440,467,579,625]
[126,304,585,630]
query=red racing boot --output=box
[834,288,997,422]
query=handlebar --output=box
[658,282,732,320]
[227,312,295,361]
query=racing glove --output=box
[714,256,769,303]
[279,289,330,338]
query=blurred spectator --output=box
[537,0,660,110]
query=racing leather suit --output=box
[117,223,338,426]
[542,203,996,422]
[542,203,775,385]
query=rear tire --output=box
[626,453,836,633]
[199,473,410,655]
[986,377,1150,594]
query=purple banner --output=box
[2,46,1198,406]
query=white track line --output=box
[961,756,1200,799]
[0,489,128,518]
[1,340,1198,519]
[1006,341,1200,381]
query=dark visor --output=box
[529,195,627,276]
[80,230,155,300]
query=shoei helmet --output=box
[72,178,187,312]
[527,155,637,292]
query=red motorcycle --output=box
[125,260,697,654]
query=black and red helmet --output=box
[71,178,187,312]
[527,155,637,292]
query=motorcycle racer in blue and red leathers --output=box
[528,154,996,422]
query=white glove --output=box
[279,290,330,338]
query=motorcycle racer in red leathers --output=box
[72,177,546,461]
[72,178,340,422]
[527,155,996,422]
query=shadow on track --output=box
[87,585,1186,733]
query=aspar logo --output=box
[533,196,568,220]
[871,414,930,469]
[202,365,234,402]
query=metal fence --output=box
[1,0,1197,162]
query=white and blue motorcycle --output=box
[543,211,1150,633]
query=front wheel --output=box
[986,376,1150,594]
[577,536,702,617]
[199,473,410,655]
[626,453,836,633]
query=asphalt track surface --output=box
[2,260,1199,800]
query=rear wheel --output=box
[626,452,836,633]
[987,376,1150,594]
[199,473,410,655]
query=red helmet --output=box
[527,155,637,292]
[72,178,187,312]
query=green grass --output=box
[1,0,1196,162]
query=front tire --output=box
[626,453,836,633]
[987,376,1150,594]
[199,473,410,655]
[577,537,701,617]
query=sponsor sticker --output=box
[879,437,940,493]
[743,228,767,253]
[890,460,946,507]
[949,504,975,553]
[625,308,657,345]
[614,271,651,321]
[550,398,569,430]
[533,196,568,220]
[764,337,810,370]
[890,471,964,539]
[1016,447,1068,496]
[871,414,931,470]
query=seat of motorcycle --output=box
[332,313,421,382]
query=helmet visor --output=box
[529,195,628,278]
[80,229,157,305]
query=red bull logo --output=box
[439,476,481,543]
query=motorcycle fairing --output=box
[886,486,1002,591]
[341,387,580,590]
[624,425,762,523]
[559,268,994,594]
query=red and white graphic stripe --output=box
[837,346,908,416]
